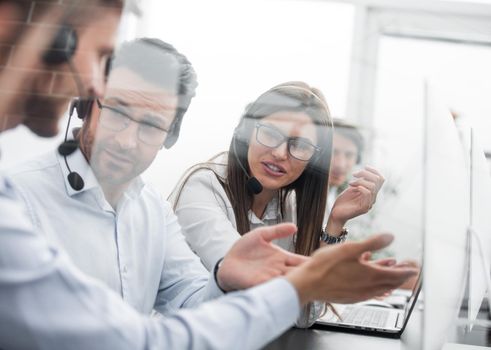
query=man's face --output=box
[1,4,121,137]
[329,132,359,187]
[82,67,179,187]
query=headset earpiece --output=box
[163,109,184,149]
[43,25,78,66]
[71,98,94,120]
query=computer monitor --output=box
[468,128,491,323]
[422,82,470,350]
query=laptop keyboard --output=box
[335,306,390,328]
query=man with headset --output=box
[324,118,385,238]
[329,119,372,208]
[0,1,417,349]
[9,37,312,315]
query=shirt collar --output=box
[57,147,100,197]
[56,147,145,200]
[249,195,281,224]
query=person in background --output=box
[327,118,383,212]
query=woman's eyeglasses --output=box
[255,122,320,161]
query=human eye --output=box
[100,106,129,128]
[291,138,314,152]
[262,125,284,142]
[345,151,357,161]
[139,121,165,137]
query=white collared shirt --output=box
[169,155,325,328]
[0,158,301,349]
[9,148,224,314]
[169,159,296,271]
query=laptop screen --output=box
[400,271,423,330]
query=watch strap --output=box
[320,227,348,244]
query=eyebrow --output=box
[104,96,169,130]
[105,96,129,107]
[293,136,316,145]
[141,113,168,130]
[262,123,316,145]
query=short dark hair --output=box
[332,118,364,163]
[111,38,198,109]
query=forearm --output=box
[0,211,299,350]
[2,250,299,350]
[147,279,301,350]
[325,215,346,237]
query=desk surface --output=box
[264,309,423,350]
[263,307,491,350]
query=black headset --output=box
[56,38,193,191]
[71,39,190,149]
[232,126,263,195]
[42,25,78,66]
[41,24,86,191]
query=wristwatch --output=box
[320,227,348,244]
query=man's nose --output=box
[78,56,107,99]
[86,60,106,98]
[115,121,139,150]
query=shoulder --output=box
[180,167,227,201]
[7,150,60,188]
[141,183,173,211]
[0,173,37,230]
[169,159,228,206]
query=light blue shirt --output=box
[9,148,225,314]
[0,168,301,349]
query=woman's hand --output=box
[329,166,385,225]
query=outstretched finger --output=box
[256,222,298,242]
[373,266,419,286]
[347,233,394,258]
[372,257,397,267]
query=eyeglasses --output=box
[255,122,320,161]
[96,99,170,147]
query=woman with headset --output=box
[169,81,383,327]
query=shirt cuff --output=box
[247,278,301,330]
[206,270,225,299]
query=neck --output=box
[251,188,277,219]
[100,181,132,209]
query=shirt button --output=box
[123,266,128,274]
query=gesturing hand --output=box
[217,223,309,292]
[330,166,385,223]
[286,233,418,305]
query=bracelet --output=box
[213,257,227,293]
[320,227,348,244]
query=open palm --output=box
[217,223,308,292]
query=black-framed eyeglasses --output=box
[255,122,320,161]
[96,99,170,147]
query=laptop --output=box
[313,274,422,339]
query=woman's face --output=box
[247,110,318,192]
